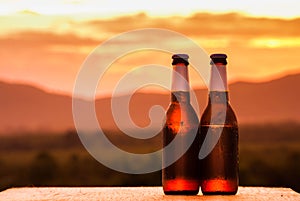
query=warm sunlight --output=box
[1,11,300,95]
[1,1,300,196]
[0,0,300,96]
[250,38,300,48]
[1,0,300,19]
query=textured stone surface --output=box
[0,187,299,201]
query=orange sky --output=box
[1,2,300,97]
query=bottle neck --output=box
[208,91,228,103]
[171,63,190,92]
[209,63,228,92]
[171,91,190,103]
[209,63,229,103]
[171,63,190,103]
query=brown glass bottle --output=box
[162,54,200,195]
[199,54,239,195]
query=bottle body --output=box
[199,54,239,195]
[200,92,239,195]
[163,92,200,195]
[162,54,200,195]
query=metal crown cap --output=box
[210,53,227,65]
[172,54,189,65]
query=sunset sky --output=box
[1,0,300,97]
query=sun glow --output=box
[0,0,299,19]
[1,0,300,96]
[250,38,300,48]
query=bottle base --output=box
[202,191,237,195]
[201,179,238,195]
[163,179,199,195]
[164,190,199,195]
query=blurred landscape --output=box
[0,124,300,193]
[0,73,300,192]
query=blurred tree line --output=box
[0,122,299,193]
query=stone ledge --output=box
[0,187,299,201]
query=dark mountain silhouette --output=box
[0,73,299,134]
[0,82,74,133]
[230,74,300,123]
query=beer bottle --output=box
[199,54,239,195]
[162,54,200,195]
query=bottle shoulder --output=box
[165,102,199,127]
[200,102,238,126]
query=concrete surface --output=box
[0,187,299,201]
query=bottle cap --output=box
[172,54,189,65]
[210,53,227,65]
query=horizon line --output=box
[1,71,299,100]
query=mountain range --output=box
[0,73,299,134]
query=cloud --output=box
[17,10,41,16]
[0,31,98,46]
[69,12,300,53]
[0,31,100,94]
[83,12,300,39]
[2,12,300,50]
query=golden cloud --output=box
[83,12,300,39]
[1,12,300,53]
